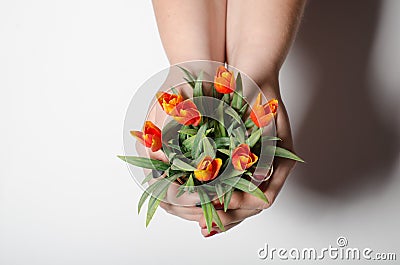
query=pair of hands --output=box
[138,87,296,237]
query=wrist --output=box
[259,75,282,101]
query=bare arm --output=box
[226,0,307,88]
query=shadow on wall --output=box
[292,0,400,201]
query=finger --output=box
[201,221,243,237]
[147,176,200,208]
[211,189,266,211]
[199,208,261,229]
[160,202,203,215]
[213,156,294,211]
[165,182,201,206]
[147,174,201,206]
[136,140,168,161]
[262,156,295,206]
[160,202,203,222]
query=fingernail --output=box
[195,202,202,207]
[201,222,217,230]
[213,201,224,210]
[205,230,218,238]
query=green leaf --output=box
[218,121,226,138]
[216,101,226,137]
[146,183,169,227]
[217,149,231,156]
[231,72,243,110]
[183,77,195,88]
[202,137,216,159]
[211,83,218,98]
[171,158,197,171]
[215,137,230,148]
[223,188,233,212]
[186,174,195,193]
[215,184,225,205]
[178,128,198,136]
[163,142,180,162]
[245,118,255,129]
[230,136,236,150]
[171,87,179,95]
[166,152,177,162]
[210,202,225,231]
[218,167,244,180]
[193,71,204,97]
[205,128,214,135]
[222,177,269,204]
[176,184,186,198]
[232,127,246,144]
[263,136,282,141]
[247,128,262,147]
[182,135,196,150]
[197,188,225,232]
[176,174,195,198]
[273,146,305,162]
[198,188,213,232]
[192,123,207,158]
[145,173,183,226]
[222,93,231,104]
[178,66,196,88]
[138,172,183,214]
[182,151,192,159]
[141,172,153,185]
[225,123,233,136]
[239,101,248,118]
[167,143,181,150]
[138,181,159,214]
[225,107,242,124]
[118,156,170,171]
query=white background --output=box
[1,0,399,264]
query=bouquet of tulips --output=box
[118,65,303,232]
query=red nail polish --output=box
[213,201,224,210]
[212,222,217,227]
[205,230,218,238]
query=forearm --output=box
[226,0,307,87]
[152,0,227,65]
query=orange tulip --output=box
[170,99,201,126]
[194,156,222,182]
[250,93,278,128]
[214,66,236,94]
[157,92,183,115]
[231,144,258,171]
[130,121,162,152]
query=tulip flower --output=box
[250,93,278,128]
[214,65,236,94]
[194,156,222,182]
[231,144,258,171]
[157,92,183,115]
[130,121,162,152]
[170,100,201,126]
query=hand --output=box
[152,88,296,237]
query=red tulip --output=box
[157,92,183,115]
[231,144,258,171]
[214,66,236,94]
[130,121,162,152]
[250,93,278,128]
[194,156,222,182]
[170,99,201,126]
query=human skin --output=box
[149,0,306,237]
